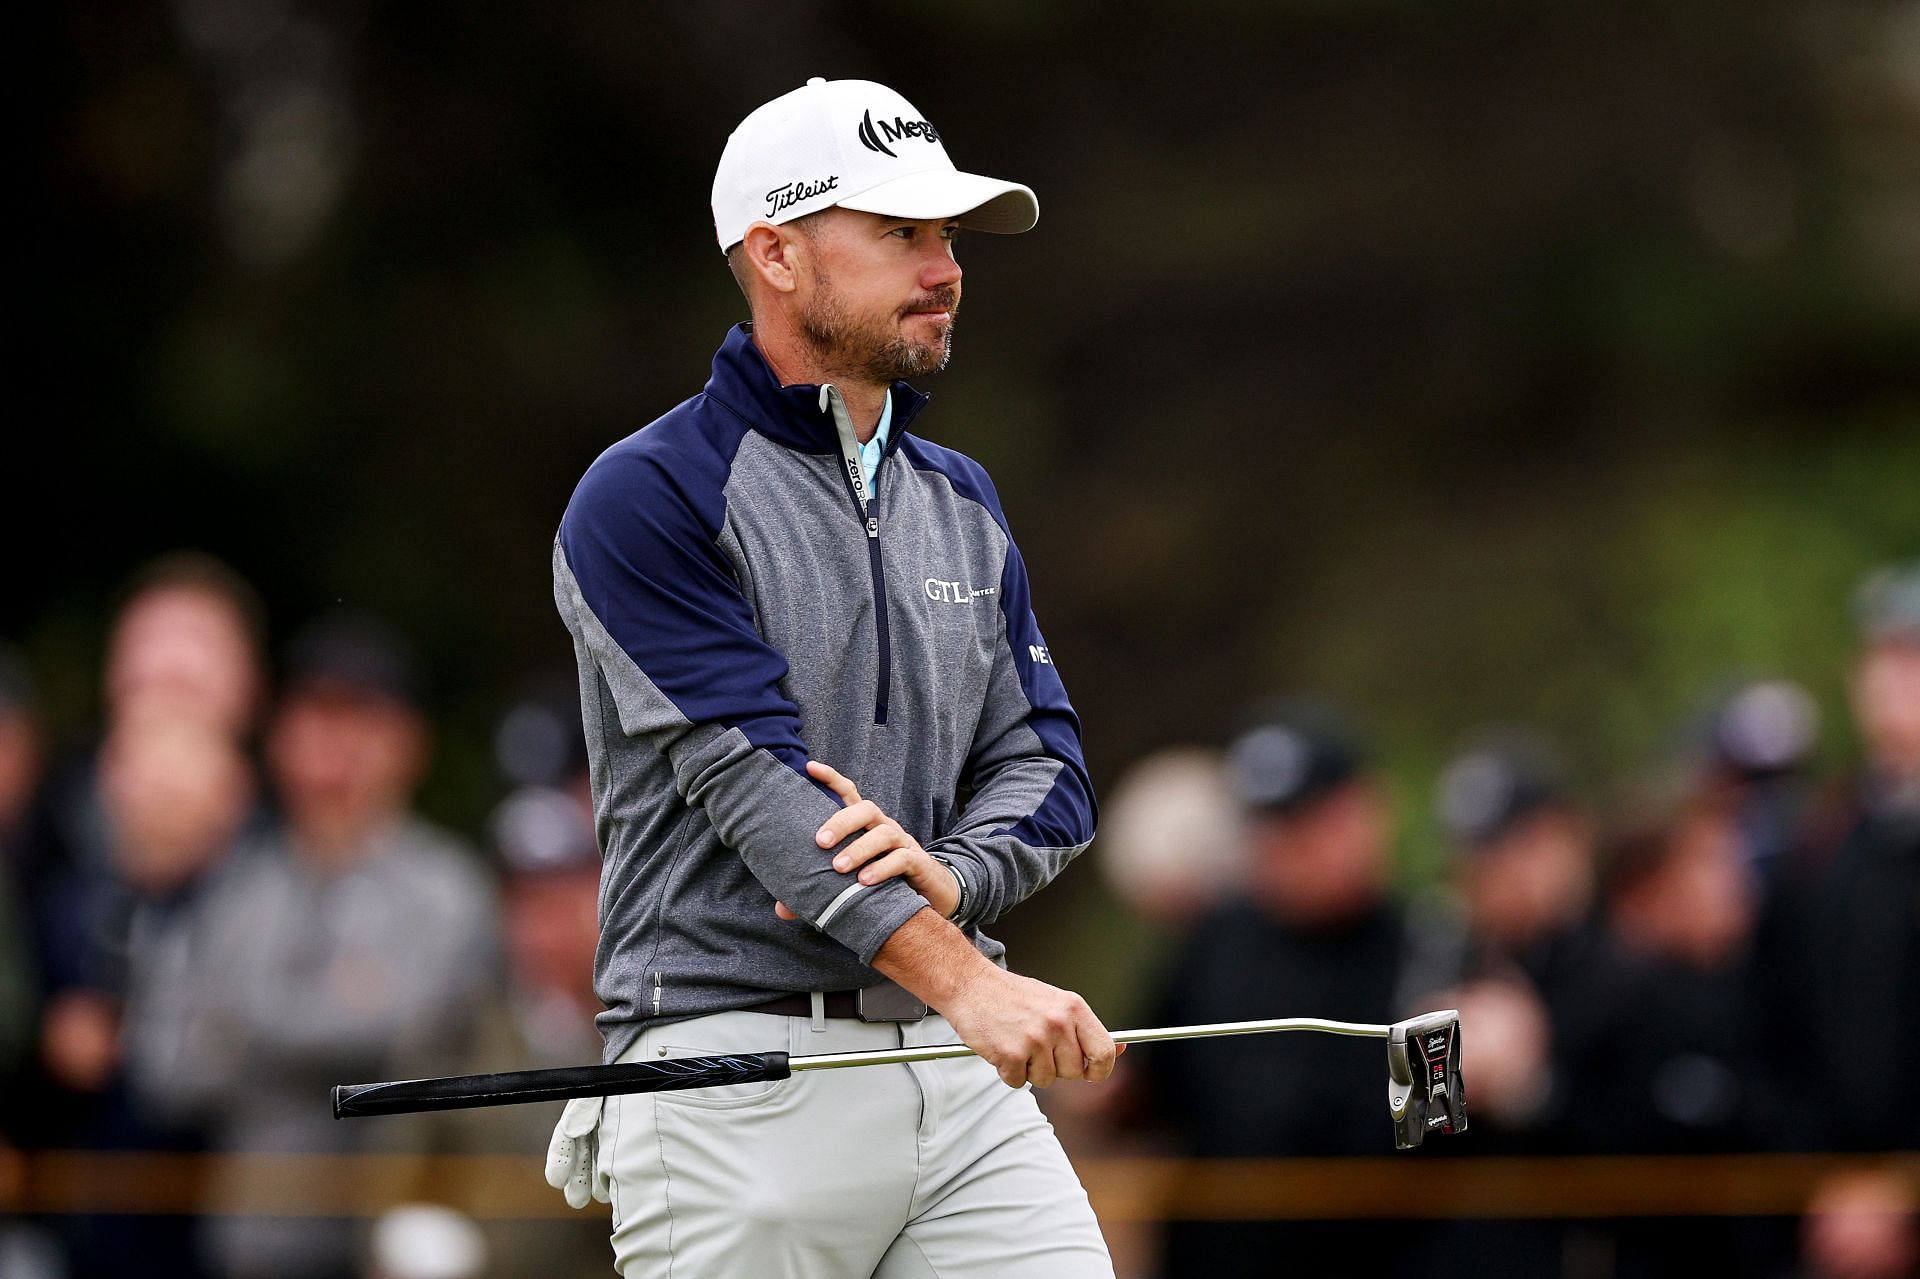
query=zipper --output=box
[820,385,891,724]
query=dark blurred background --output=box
[20,0,1916,826]
[7,2,1919,1277]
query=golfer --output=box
[546,77,1119,1277]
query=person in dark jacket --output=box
[1141,701,1418,1279]
[1758,563,1920,1279]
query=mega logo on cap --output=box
[858,109,941,157]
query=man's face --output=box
[794,209,964,383]
[1466,808,1595,945]
[1853,639,1920,781]
[106,587,260,736]
[267,684,425,839]
[505,867,601,1002]
[1249,783,1392,925]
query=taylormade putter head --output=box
[1387,1009,1468,1149]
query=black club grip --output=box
[332,1051,793,1118]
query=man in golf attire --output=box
[546,78,1119,1277]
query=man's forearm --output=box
[869,906,1000,1010]
[870,906,1119,1090]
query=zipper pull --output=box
[866,516,879,538]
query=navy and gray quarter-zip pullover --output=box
[553,323,1096,1061]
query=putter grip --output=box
[332,1051,792,1119]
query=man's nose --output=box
[921,242,962,292]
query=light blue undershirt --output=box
[859,392,893,495]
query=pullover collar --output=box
[703,322,930,455]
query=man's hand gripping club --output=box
[776,760,1122,1090]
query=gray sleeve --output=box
[554,535,928,964]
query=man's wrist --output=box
[929,853,971,924]
[871,907,999,1010]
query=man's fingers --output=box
[773,900,798,921]
[805,759,861,806]
[1079,1019,1119,1083]
[1051,1033,1088,1084]
[834,825,904,874]
[996,1059,1028,1088]
[852,846,916,886]
[816,799,884,848]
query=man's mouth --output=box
[903,293,958,322]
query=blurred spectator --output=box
[487,784,602,1061]
[1596,798,1779,1275]
[1605,799,1759,980]
[1408,734,1630,1278]
[134,612,500,1279]
[491,673,590,793]
[1412,736,1624,1130]
[100,552,268,739]
[28,552,267,1014]
[1097,746,1245,929]
[26,679,263,1277]
[1432,733,1594,955]
[46,713,256,1098]
[8,560,269,1279]
[389,779,607,1278]
[1137,701,1418,1278]
[1759,563,1920,1279]
[27,555,266,1102]
[1691,678,1822,880]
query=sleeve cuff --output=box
[814,879,933,966]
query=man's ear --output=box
[742,222,804,296]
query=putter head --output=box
[1386,1009,1468,1150]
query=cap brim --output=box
[835,169,1038,234]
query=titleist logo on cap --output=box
[765,174,840,216]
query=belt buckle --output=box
[856,981,928,1022]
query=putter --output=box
[333,1009,1466,1150]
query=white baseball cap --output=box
[711,77,1039,254]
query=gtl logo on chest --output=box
[925,578,997,605]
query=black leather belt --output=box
[742,985,929,1022]
[743,991,863,1018]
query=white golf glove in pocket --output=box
[544,1096,609,1210]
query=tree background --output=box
[19,0,1919,1010]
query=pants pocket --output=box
[640,1011,797,1109]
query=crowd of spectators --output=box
[1096,561,1920,1279]
[0,555,608,1279]
[1,552,1915,1279]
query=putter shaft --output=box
[332,1012,1460,1146]
[790,1016,1392,1072]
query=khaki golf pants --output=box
[598,1009,1115,1278]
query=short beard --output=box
[799,271,957,383]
